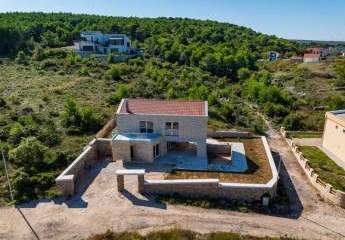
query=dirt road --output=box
[0,127,345,240]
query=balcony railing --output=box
[165,129,179,136]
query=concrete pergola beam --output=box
[115,169,146,192]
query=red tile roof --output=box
[118,99,207,116]
[304,53,320,58]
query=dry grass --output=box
[166,138,273,184]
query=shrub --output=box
[37,127,61,147]
[79,67,89,76]
[263,103,288,118]
[9,137,48,172]
[105,65,121,80]
[61,98,102,134]
[0,97,6,108]
[79,106,102,132]
[237,67,251,81]
[32,44,44,61]
[283,113,305,131]
[15,51,27,64]
[108,84,130,104]
[40,59,59,70]
[8,123,25,145]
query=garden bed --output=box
[299,146,345,192]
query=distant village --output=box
[268,46,345,63]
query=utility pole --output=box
[1,150,14,201]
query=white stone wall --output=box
[322,118,345,164]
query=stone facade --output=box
[112,99,208,162]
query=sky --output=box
[1,0,345,41]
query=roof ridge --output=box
[126,98,205,103]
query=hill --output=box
[0,12,344,204]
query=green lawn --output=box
[299,146,345,192]
[288,131,323,139]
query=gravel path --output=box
[1,127,345,240]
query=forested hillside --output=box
[0,12,344,204]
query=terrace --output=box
[121,137,273,184]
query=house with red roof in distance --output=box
[112,98,208,163]
[304,53,321,63]
[306,47,330,58]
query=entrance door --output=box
[130,146,134,160]
[153,144,160,159]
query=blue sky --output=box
[1,0,345,41]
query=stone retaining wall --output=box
[144,179,277,202]
[280,127,345,208]
[55,138,112,196]
[96,118,116,138]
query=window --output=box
[140,121,153,133]
[109,39,124,45]
[165,122,179,136]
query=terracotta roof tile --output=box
[118,99,207,116]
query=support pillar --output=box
[117,175,124,192]
[138,175,144,193]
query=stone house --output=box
[322,110,345,164]
[112,99,208,163]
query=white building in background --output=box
[74,31,132,54]
[322,110,345,166]
[268,51,280,61]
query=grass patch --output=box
[86,229,299,240]
[287,131,323,139]
[166,138,272,184]
[299,146,345,191]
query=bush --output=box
[37,127,61,147]
[283,113,305,131]
[0,97,6,108]
[32,44,44,61]
[105,65,121,80]
[263,102,288,118]
[40,59,59,70]
[237,67,251,81]
[79,106,102,132]
[61,98,102,134]
[79,67,89,76]
[8,123,25,145]
[15,51,27,65]
[9,137,48,172]
[108,84,130,105]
